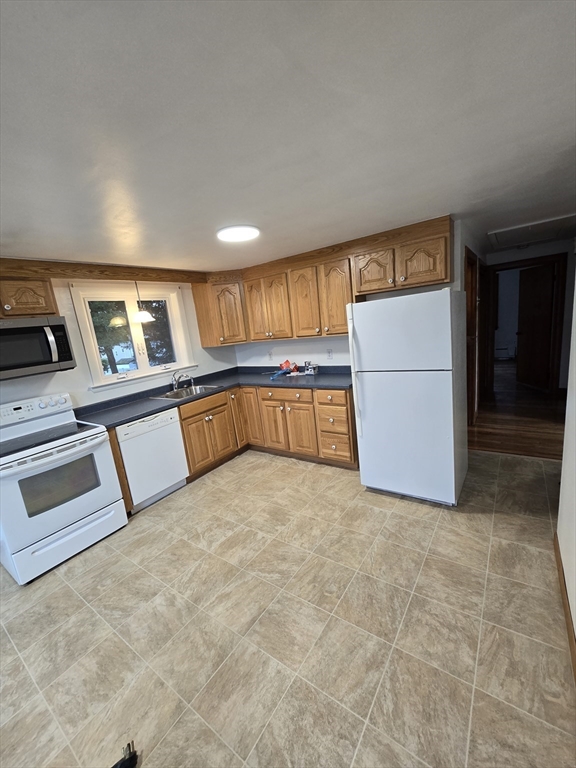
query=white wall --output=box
[557,287,576,634]
[0,281,237,408]
[234,335,350,368]
[494,269,520,358]
[486,239,575,387]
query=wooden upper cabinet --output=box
[318,258,352,335]
[0,279,58,317]
[244,279,269,341]
[395,236,448,288]
[352,250,395,294]
[264,273,292,338]
[211,282,247,343]
[289,267,322,337]
[245,273,292,340]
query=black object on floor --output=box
[111,742,138,768]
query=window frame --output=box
[70,280,195,387]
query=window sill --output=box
[88,364,198,392]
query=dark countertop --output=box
[76,366,352,429]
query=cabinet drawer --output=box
[316,405,349,434]
[314,389,348,406]
[179,391,228,420]
[319,433,352,462]
[259,388,313,403]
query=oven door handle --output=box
[0,433,108,478]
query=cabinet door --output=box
[352,250,395,294]
[208,403,238,460]
[241,387,265,445]
[0,279,58,317]
[289,267,322,337]
[264,273,292,339]
[211,283,247,343]
[318,258,352,335]
[228,389,247,447]
[244,278,269,341]
[260,400,289,451]
[182,413,214,474]
[286,402,318,456]
[395,236,448,288]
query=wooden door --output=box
[264,273,292,339]
[0,279,58,317]
[517,264,555,391]
[241,387,265,445]
[286,402,318,456]
[352,250,395,294]
[289,267,321,337]
[228,389,247,447]
[208,403,238,460]
[211,283,247,343]
[465,249,478,425]
[395,237,448,288]
[260,400,289,450]
[244,278,269,341]
[318,258,352,335]
[182,413,214,474]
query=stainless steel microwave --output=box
[0,316,76,380]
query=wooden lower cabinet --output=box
[181,413,214,474]
[241,387,265,445]
[260,400,290,451]
[228,388,247,447]
[285,402,318,456]
[180,393,238,475]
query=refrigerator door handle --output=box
[346,304,362,437]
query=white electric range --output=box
[0,392,127,585]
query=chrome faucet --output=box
[172,371,189,391]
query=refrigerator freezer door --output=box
[350,290,454,372]
[355,370,456,504]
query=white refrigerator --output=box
[347,288,467,505]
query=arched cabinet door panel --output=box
[211,282,247,343]
[395,237,448,288]
[244,278,269,341]
[352,250,395,294]
[289,266,322,337]
[318,258,352,335]
[264,273,292,339]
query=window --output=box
[70,281,194,386]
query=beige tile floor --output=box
[1,449,575,768]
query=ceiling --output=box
[1,0,574,271]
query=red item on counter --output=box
[279,360,299,372]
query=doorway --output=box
[469,252,569,459]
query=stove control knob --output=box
[58,397,66,404]
[38,401,47,409]
[48,400,56,407]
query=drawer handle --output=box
[331,445,336,450]
[329,418,334,423]
[205,416,209,421]
[209,415,213,420]
[296,393,300,399]
[231,394,235,399]
[327,395,332,401]
[268,392,273,397]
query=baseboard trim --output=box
[553,532,576,684]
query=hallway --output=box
[468,361,566,460]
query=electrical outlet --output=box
[327,348,333,360]
[268,350,273,361]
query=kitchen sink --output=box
[151,385,220,400]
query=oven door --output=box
[0,432,122,552]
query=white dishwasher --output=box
[116,408,189,510]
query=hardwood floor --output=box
[468,361,566,460]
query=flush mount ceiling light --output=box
[217,225,260,242]
[132,281,155,323]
